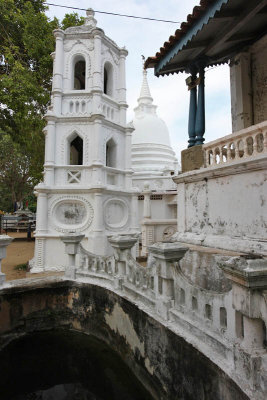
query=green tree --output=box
[0,134,34,212]
[0,1,85,211]
[0,0,58,189]
[61,12,84,30]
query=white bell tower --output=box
[32,9,138,272]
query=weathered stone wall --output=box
[230,34,267,132]
[184,170,266,239]
[175,163,267,254]
[251,35,267,125]
[0,280,248,400]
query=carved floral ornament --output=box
[64,39,94,53]
[48,196,94,233]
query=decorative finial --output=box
[141,55,145,69]
[138,57,152,102]
[85,8,97,27]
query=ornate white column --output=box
[118,48,128,104]
[143,185,151,219]
[92,31,102,92]
[52,29,64,115]
[131,189,140,232]
[94,190,104,232]
[125,123,134,171]
[35,192,48,233]
[44,117,56,186]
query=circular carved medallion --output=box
[104,198,129,229]
[49,196,94,233]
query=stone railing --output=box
[59,233,267,399]
[204,121,267,166]
[78,244,116,282]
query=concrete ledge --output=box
[181,144,204,173]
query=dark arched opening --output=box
[0,330,153,400]
[70,136,83,165]
[106,138,116,167]
[103,62,113,96]
[74,59,86,90]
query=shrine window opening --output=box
[70,135,83,165]
[106,138,116,167]
[104,62,113,97]
[74,57,86,90]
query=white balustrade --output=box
[204,121,267,167]
[2,230,267,396]
[68,233,267,384]
[101,96,119,123]
[62,93,92,116]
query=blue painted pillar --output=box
[188,74,197,148]
[195,67,205,145]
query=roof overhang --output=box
[145,0,267,76]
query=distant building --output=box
[131,68,178,255]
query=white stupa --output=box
[131,68,178,180]
[130,68,178,256]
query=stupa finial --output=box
[138,56,153,104]
[85,8,97,27]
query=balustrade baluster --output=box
[243,137,249,158]
[226,144,231,162]
[205,150,210,166]
[252,134,258,155]
[234,141,239,159]
[263,129,267,152]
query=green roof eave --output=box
[154,0,229,76]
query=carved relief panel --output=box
[48,195,94,233]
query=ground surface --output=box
[1,233,63,281]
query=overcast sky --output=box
[46,0,232,161]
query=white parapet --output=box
[173,121,267,255]
[204,121,267,167]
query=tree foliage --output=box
[0,1,84,211]
[0,134,33,211]
[61,12,84,30]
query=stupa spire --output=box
[138,57,153,105]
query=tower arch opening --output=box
[103,62,113,97]
[73,56,86,90]
[106,138,116,168]
[69,134,83,165]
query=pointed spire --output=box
[137,57,153,105]
[139,69,153,101]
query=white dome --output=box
[132,113,171,146]
[131,69,177,176]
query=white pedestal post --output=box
[61,233,85,279]
[0,235,13,285]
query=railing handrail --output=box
[203,121,267,150]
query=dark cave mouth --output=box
[0,330,153,400]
